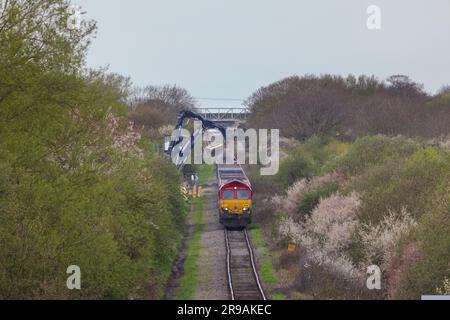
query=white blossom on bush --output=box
[306,192,361,254]
[428,134,450,151]
[436,278,450,295]
[283,179,311,213]
[360,207,417,269]
[106,113,144,160]
[440,138,450,151]
[278,216,303,241]
[158,125,175,137]
[272,173,340,215]
[279,192,363,280]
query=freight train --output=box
[217,164,252,229]
[167,110,253,229]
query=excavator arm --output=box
[167,110,226,155]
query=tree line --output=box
[246,74,450,140]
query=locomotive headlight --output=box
[243,207,249,212]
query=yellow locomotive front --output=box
[218,165,252,229]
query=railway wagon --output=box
[217,164,252,229]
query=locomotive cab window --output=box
[237,190,250,200]
[222,190,234,200]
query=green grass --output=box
[173,196,206,300]
[249,224,279,285]
[197,164,215,185]
[272,293,287,300]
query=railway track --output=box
[225,229,266,300]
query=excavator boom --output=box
[167,110,226,155]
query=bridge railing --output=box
[197,108,249,122]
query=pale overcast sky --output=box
[74,0,450,108]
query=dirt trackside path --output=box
[193,175,229,300]
[167,165,228,300]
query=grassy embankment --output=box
[248,223,283,300]
[250,135,450,299]
[249,224,278,284]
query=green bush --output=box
[297,182,339,218]
[335,139,450,297]
[394,176,450,299]
[0,1,187,299]
[333,135,418,177]
[277,136,348,187]
[0,142,187,299]
[277,154,315,188]
[349,147,449,224]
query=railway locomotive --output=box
[218,164,252,229]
